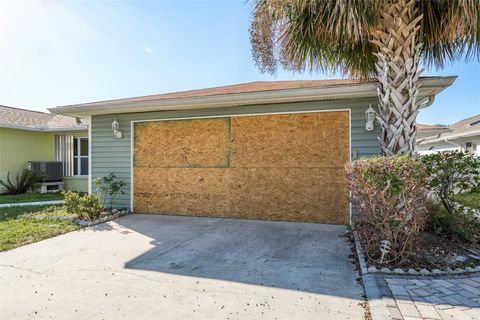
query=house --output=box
[0,105,89,193]
[49,77,455,224]
[416,114,480,156]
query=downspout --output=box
[419,95,435,109]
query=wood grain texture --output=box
[134,111,349,224]
[231,112,349,168]
[134,118,229,168]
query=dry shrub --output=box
[346,156,428,265]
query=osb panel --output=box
[134,118,229,168]
[229,168,348,224]
[134,167,230,216]
[230,111,349,168]
[134,111,350,224]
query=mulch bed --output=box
[355,223,480,270]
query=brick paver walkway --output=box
[382,275,480,320]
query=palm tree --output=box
[250,0,479,156]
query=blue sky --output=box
[0,0,478,125]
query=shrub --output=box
[63,191,102,221]
[427,201,480,243]
[78,194,102,221]
[95,173,126,208]
[420,151,480,214]
[0,169,44,194]
[345,156,428,264]
[62,191,81,214]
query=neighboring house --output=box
[0,105,89,193]
[49,76,455,224]
[416,114,480,156]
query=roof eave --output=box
[418,128,480,145]
[48,76,457,117]
[0,123,88,132]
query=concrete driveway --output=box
[0,214,365,319]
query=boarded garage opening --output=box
[133,111,350,224]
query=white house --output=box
[416,114,480,156]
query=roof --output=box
[59,79,371,108]
[417,124,448,130]
[0,105,88,132]
[418,114,480,145]
[49,76,457,117]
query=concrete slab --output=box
[0,214,365,319]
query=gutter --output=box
[418,128,480,145]
[48,76,457,117]
[0,123,88,132]
[418,95,435,109]
[443,138,462,148]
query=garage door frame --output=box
[130,108,352,223]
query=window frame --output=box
[74,137,89,176]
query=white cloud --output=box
[144,46,154,54]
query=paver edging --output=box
[352,229,480,277]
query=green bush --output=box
[0,169,44,195]
[345,156,428,264]
[78,194,102,221]
[420,151,480,214]
[427,201,480,243]
[95,173,126,208]
[62,191,81,214]
[63,191,102,221]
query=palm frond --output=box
[419,0,480,68]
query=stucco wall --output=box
[91,98,382,208]
[0,128,56,190]
[0,128,89,193]
[63,176,88,193]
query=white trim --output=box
[49,76,456,117]
[88,116,92,194]
[0,123,87,132]
[418,128,480,145]
[74,137,88,176]
[130,120,134,212]
[129,108,352,222]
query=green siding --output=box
[91,98,381,208]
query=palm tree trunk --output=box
[372,0,423,156]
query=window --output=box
[466,142,477,154]
[74,138,89,176]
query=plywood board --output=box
[133,111,350,224]
[231,112,349,168]
[134,167,230,216]
[134,118,229,168]
[229,168,348,224]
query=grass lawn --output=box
[456,192,480,209]
[0,205,79,251]
[0,192,64,204]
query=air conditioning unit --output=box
[27,161,63,183]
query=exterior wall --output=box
[0,127,89,193]
[63,176,88,193]
[417,136,480,156]
[91,98,381,208]
[0,128,56,191]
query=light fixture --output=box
[365,104,376,131]
[379,240,392,264]
[112,117,123,139]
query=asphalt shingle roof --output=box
[0,105,87,130]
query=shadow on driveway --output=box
[119,214,363,299]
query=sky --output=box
[0,0,478,125]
